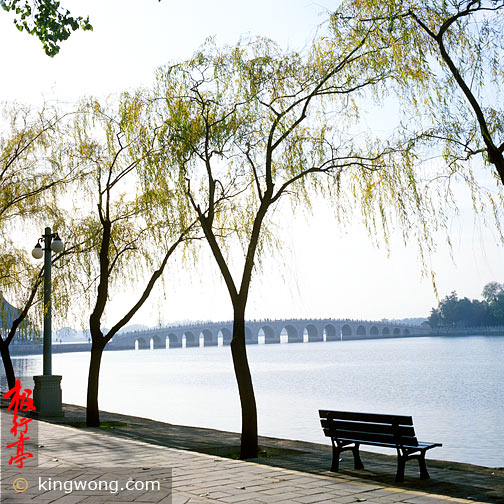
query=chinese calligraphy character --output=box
[6,432,33,468]
[4,380,35,415]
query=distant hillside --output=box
[117,324,148,333]
[51,324,149,342]
[382,317,427,326]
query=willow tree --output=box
[0,227,89,390]
[65,96,196,427]
[331,0,504,186]
[0,249,42,390]
[0,103,80,388]
[0,103,75,224]
[151,37,440,458]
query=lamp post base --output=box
[33,375,64,417]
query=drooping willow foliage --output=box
[329,0,504,235]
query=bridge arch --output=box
[324,324,338,341]
[261,325,279,344]
[151,334,163,349]
[245,327,257,344]
[200,329,216,347]
[370,326,379,336]
[404,328,410,336]
[183,331,198,347]
[218,328,232,346]
[282,325,301,343]
[356,325,366,336]
[393,327,401,336]
[341,324,352,338]
[135,337,148,350]
[382,326,390,336]
[304,324,321,342]
[167,333,180,348]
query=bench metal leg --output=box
[352,443,364,470]
[395,455,406,483]
[330,441,364,472]
[396,449,430,482]
[418,452,430,480]
[331,442,341,472]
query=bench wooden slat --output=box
[320,419,416,437]
[417,442,442,449]
[319,409,413,425]
[326,436,417,449]
[323,429,419,446]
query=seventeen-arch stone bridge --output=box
[110,318,430,350]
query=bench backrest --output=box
[319,410,419,447]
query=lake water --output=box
[3,335,503,468]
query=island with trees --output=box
[428,282,504,329]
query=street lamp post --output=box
[31,226,64,417]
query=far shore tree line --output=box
[1,0,503,459]
[428,282,504,328]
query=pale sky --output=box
[1,1,503,327]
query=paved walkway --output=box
[1,404,502,504]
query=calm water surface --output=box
[4,336,503,468]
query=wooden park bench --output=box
[319,410,442,482]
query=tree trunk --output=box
[0,342,16,391]
[488,148,504,186]
[231,309,258,459]
[86,341,104,427]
